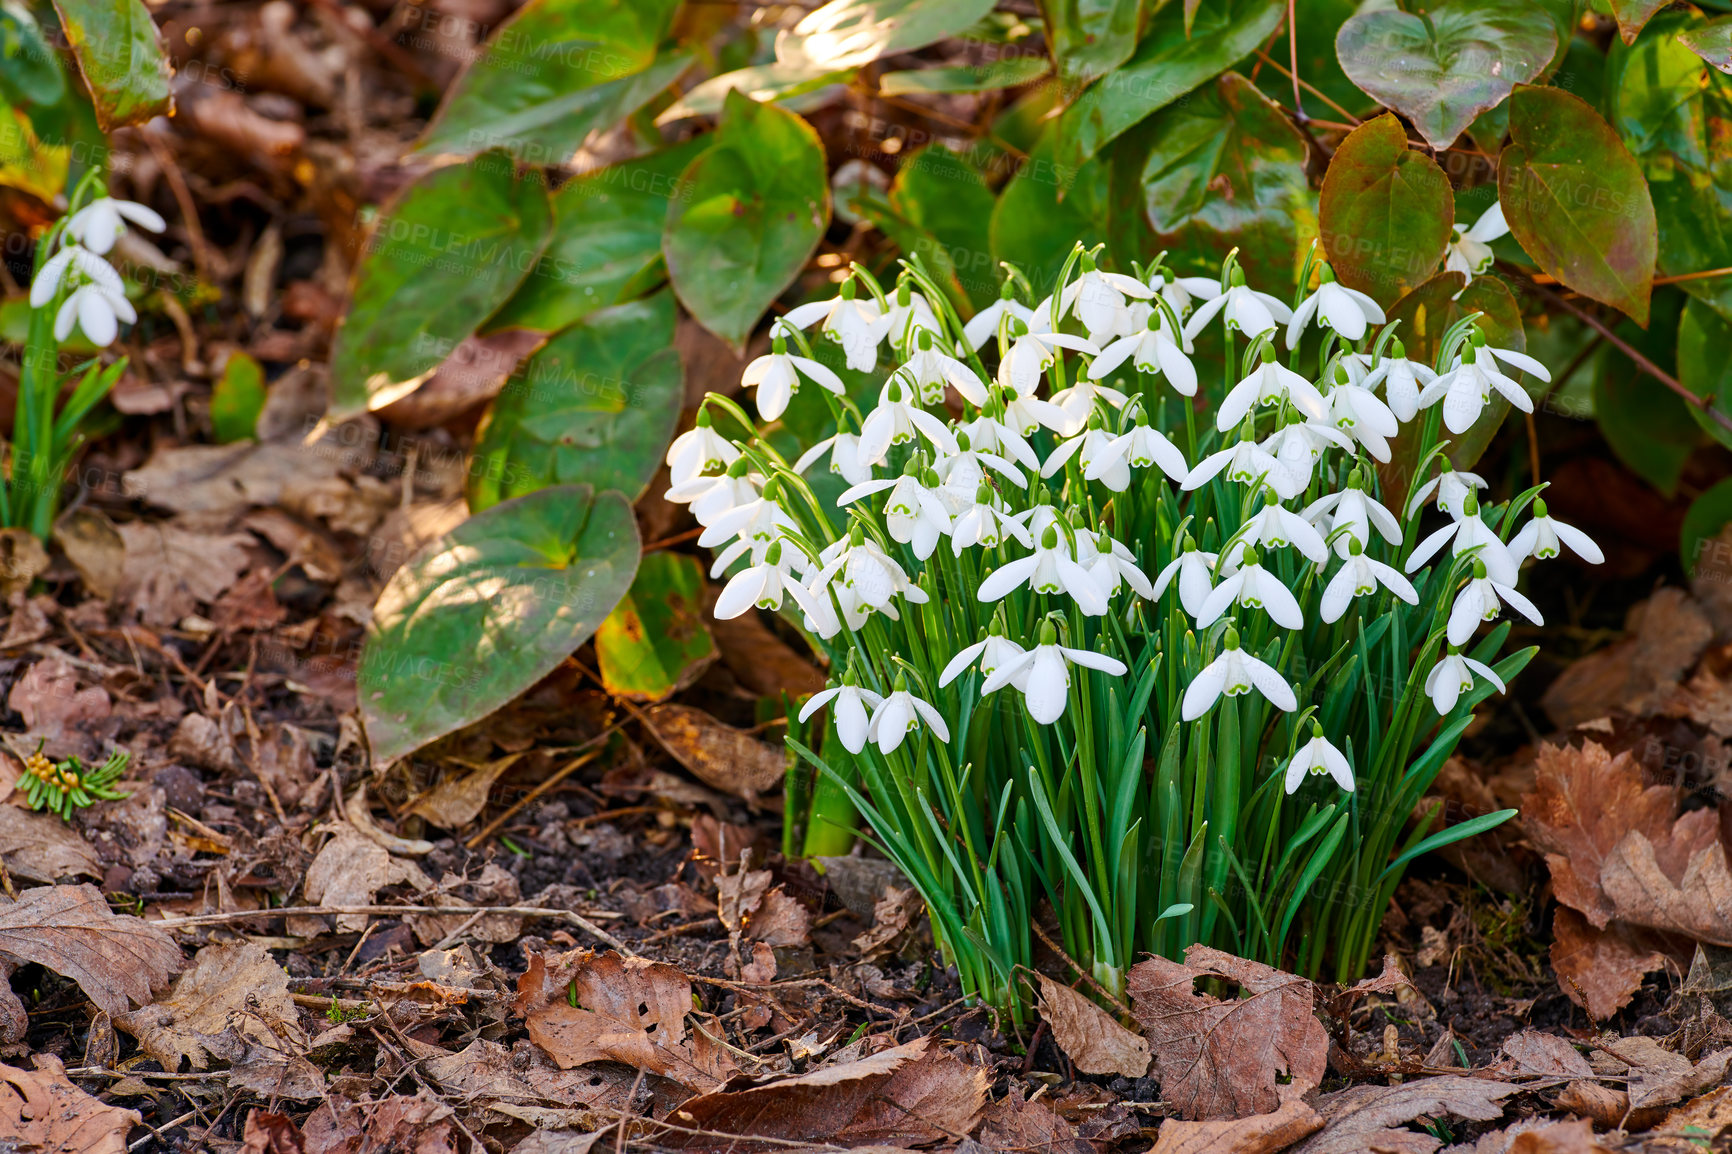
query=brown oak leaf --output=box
[116,941,301,1071]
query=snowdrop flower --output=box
[957,410,1041,473]
[811,528,929,613]
[1304,474,1402,558]
[697,480,796,550]
[1448,558,1543,646]
[1153,539,1219,620]
[963,284,1035,351]
[978,523,1108,615]
[1419,333,1548,435]
[866,677,950,755]
[1445,202,1508,283]
[1259,417,1351,498]
[794,430,872,487]
[1216,345,1327,431]
[983,620,1128,725]
[1185,428,1305,501]
[950,485,1034,554]
[64,196,166,256]
[1048,377,1129,436]
[1147,269,1194,320]
[1325,366,1399,462]
[1042,419,1130,492]
[54,281,136,346]
[742,334,844,420]
[1002,385,1068,438]
[1089,311,1198,396]
[1199,547,1304,629]
[1180,269,1293,341]
[665,412,740,487]
[1426,646,1505,715]
[940,623,1031,687]
[1405,492,1518,585]
[1238,490,1328,564]
[1511,498,1603,565]
[857,376,957,466]
[1096,413,1189,483]
[1406,468,1486,520]
[1361,339,1435,423]
[1182,627,1297,720]
[1284,722,1355,793]
[715,539,808,619]
[883,281,942,352]
[798,680,885,755]
[1077,531,1155,599]
[1321,539,1419,623]
[933,433,1026,503]
[998,323,1098,397]
[781,279,889,372]
[1061,258,1154,343]
[841,467,952,560]
[904,328,987,406]
[666,461,760,525]
[1286,265,1385,347]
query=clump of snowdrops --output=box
[666,240,1600,1018]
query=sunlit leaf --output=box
[0,106,68,201]
[1041,0,1143,87]
[775,0,998,70]
[1607,0,1670,46]
[888,145,998,308]
[50,0,172,130]
[1319,114,1455,307]
[595,552,716,701]
[879,56,1050,96]
[659,62,852,122]
[360,484,639,763]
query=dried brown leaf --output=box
[7,654,111,755]
[1494,1030,1593,1078]
[1549,907,1670,1022]
[241,1109,307,1154]
[1037,974,1150,1079]
[0,1054,140,1154]
[115,941,300,1071]
[405,756,519,829]
[0,805,102,883]
[1126,945,1328,1121]
[1152,1081,1323,1154]
[422,1038,639,1121]
[978,1085,1091,1154]
[114,519,255,627]
[1552,1080,1666,1132]
[706,607,826,698]
[1656,1084,1732,1146]
[646,703,785,799]
[1287,1076,1517,1154]
[853,885,924,960]
[300,825,432,932]
[0,529,49,599]
[53,508,126,600]
[0,884,183,1015]
[1505,1119,1615,1154]
[302,1093,455,1154]
[1598,1036,1732,1110]
[1599,816,1732,947]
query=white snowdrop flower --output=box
[742,334,844,420]
[696,483,796,551]
[1077,531,1154,599]
[54,281,135,346]
[1182,627,1297,720]
[1426,645,1506,714]
[64,196,166,256]
[1320,539,1419,623]
[1089,311,1198,396]
[1198,547,1305,629]
[1361,339,1436,423]
[1447,558,1544,646]
[866,679,950,755]
[1285,264,1385,348]
[857,375,958,466]
[1405,468,1487,520]
[781,280,890,372]
[957,411,1042,473]
[1237,490,1329,564]
[1445,202,1508,283]
[983,620,1128,725]
[883,282,943,352]
[798,682,885,755]
[1185,433,1305,501]
[1061,259,1154,343]
[1002,385,1068,437]
[1147,269,1194,321]
[1098,414,1189,483]
[904,328,988,406]
[715,539,803,619]
[963,287,1035,351]
[30,242,123,307]
[666,465,760,526]
[1259,418,1352,498]
[934,432,1027,495]
[998,325,1099,397]
[840,468,952,560]
[665,413,741,486]
[1179,270,1293,341]
[940,627,1032,687]
[1510,498,1603,564]
[1049,377,1129,436]
[1304,475,1402,558]
[1153,541,1219,620]
[811,528,929,613]
[1419,333,1548,435]
[1325,367,1400,462]
[1216,345,1328,431]
[978,523,1109,615]
[1284,723,1355,793]
[950,485,1034,554]
[1042,421,1130,492]
[794,430,873,487]
[1405,492,1519,585]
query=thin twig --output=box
[1287,0,1303,120]
[1255,50,1362,125]
[1028,921,1130,1013]
[152,903,635,955]
[464,738,614,850]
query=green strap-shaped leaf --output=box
[1498,83,1656,326]
[51,0,172,130]
[417,0,685,161]
[329,152,552,419]
[210,352,267,444]
[468,291,683,511]
[594,552,717,701]
[1319,114,1455,308]
[1336,0,1556,150]
[664,89,829,349]
[359,484,639,763]
[774,0,998,70]
[0,5,64,106]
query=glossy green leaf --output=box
[888,145,998,308]
[329,153,552,419]
[1680,16,1732,74]
[1682,477,1732,575]
[1136,73,1315,287]
[1593,292,1698,494]
[594,551,716,701]
[1041,0,1142,86]
[360,484,639,763]
[1678,297,1732,452]
[485,138,708,336]
[775,0,998,70]
[1608,0,1669,45]
[1053,0,1283,172]
[879,56,1051,96]
[469,291,682,511]
[210,352,266,444]
[1319,114,1455,307]
[0,6,64,106]
[417,0,685,162]
[50,0,171,130]
[664,89,829,348]
[989,134,1109,294]
[1499,84,1656,327]
[1336,0,1556,149]
[658,62,851,122]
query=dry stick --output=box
[464,742,612,850]
[153,903,635,955]
[1028,920,1131,1014]
[1286,0,1303,119]
[1254,50,1363,126]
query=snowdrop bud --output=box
[1223,626,1241,650]
[1038,618,1059,645]
[1042,525,1059,549]
[1462,489,1478,516]
[841,278,858,301]
[1229,267,1246,288]
[726,456,750,478]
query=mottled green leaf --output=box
[879,56,1051,96]
[1319,114,1455,307]
[1593,291,1698,494]
[330,153,552,419]
[486,138,708,336]
[417,0,685,162]
[360,484,639,763]
[989,134,1109,294]
[1053,0,1283,172]
[210,353,266,444]
[1680,16,1732,74]
[0,5,64,106]
[659,62,852,122]
[775,0,998,70]
[50,0,172,130]
[1336,0,1556,149]
[1499,84,1656,326]
[1679,297,1732,451]
[1608,0,1670,46]
[1041,0,1142,87]
[889,145,998,308]
[469,292,682,512]
[594,552,716,701]
[664,89,829,349]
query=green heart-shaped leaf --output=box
[1608,0,1670,45]
[1336,0,1556,149]
[329,153,552,419]
[51,0,172,130]
[775,0,998,70]
[658,62,852,122]
[1319,114,1455,307]
[469,291,683,511]
[664,89,829,349]
[990,134,1110,295]
[1680,16,1732,74]
[1042,0,1143,87]
[360,484,639,763]
[594,552,716,701]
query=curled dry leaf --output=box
[1288,1076,1517,1154]
[422,1038,640,1124]
[1126,945,1328,1121]
[0,528,49,599]
[1505,1119,1616,1154]
[114,519,255,628]
[1494,1030,1593,1078]
[1539,588,1712,728]
[115,941,301,1071]
[1553,1079,1668,1133]
[1036,973,1150,1079]
[241,1109,307,1154]
[645,703,786,800]
[52,507,126,600]
[1598,1036,1732,1111]
[405,754,522,829]
[0,884,183,1016]
[299,824,432,932]
[1550,907,1669,1022]
[978,1085,1091,1154]
[7,654,111,757]
[1151,1081,1323,1154]
[0,1054,140,1154]
[0,805,102,883]
[302,1093,456,1154]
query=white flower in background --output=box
[1361,340,1435,423]
[742,333,844,420]
[1325,370,1399,462]
[1216,346,1327,431]
[840,468,952,560]
[1305,478,1402,558]
[1077,530,1155,598]
[1062,261,1154,343]
[883,283,942,352]
[1419,334,1549,435]
[940,628,1031,687]
[1320,539,1419,623]
[950,488,1033,554]
[957,411,1041,473]
[857,375,958,466]
[983,622,1129,725]
[1405,493,1519,585]
[696,483,795,551]
[1042,422,1130,492]
[1406,468,1487,519]
[1426,646,1506,714]
[64,196,166,256]
[998,325,1098,397]
[798,682,885,754]
[1445,202,1508,283]
[1237,492,1328,565]
[963,289,1035,351]
[54,281,136,346]
[978,523,1108,615]
[1147,269,1194,320]
[1286,265,1385,347]
[1182,628,1297,720]
[1284,723,1355,793]
[866,680,950,754]
[1153,541,1219,620]
[1185,434,1304,501]
[933,434,1027,505]
[666,465,760,526]
[904,328,987,406]
[1447,559,1544,646]
[1180,271,1293,341]
[1096,414,1189,483]
[1048,377,1129,436]
[665,415,740,487]
[781,280,888,372]
[1199,547,1305,629]
[1259,418,1351,498]
[30,243,117,306]
[812,531,929,614]
[1090,311,1198,396]
[1511,498,1603,564]
[794,430,872,487]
